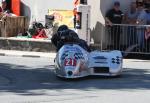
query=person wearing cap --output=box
[105,1,124,50]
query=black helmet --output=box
[68,29,79,40]
[57,25,69,32]
[58,29,79,42]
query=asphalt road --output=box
[0,56,150,103]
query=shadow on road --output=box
[0,63,150,95]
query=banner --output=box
[48,9,74,28]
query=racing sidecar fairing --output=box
[54,44,123,79]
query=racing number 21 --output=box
[64,58,77,66]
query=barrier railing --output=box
[102,24,150,54]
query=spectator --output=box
[73,0,80,28]
[125,2,138,24]
[0,6,2,12]
[0,6,2,14]
[0,6,5,19]
[144,4,150,52]
[125,2,138,46]
[1,0,11,14]
[143,0,150,8]
[145,27,150,52]
[105,1,124,50]
[136,1,147,50]
[136,0,144,4]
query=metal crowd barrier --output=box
[102,24,150,54]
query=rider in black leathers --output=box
[51,25,90,52]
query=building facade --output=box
[21,0,134,43]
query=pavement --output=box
[0,37,56,52]
[0,49,56,86]
[0,49,56,58]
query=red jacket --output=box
[0,7,2,12]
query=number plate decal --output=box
[64,58,77,66]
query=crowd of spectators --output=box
[105,0,150,51]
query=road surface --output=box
[0,56,150,103]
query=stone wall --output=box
[0,38,56,52]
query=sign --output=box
[48,9,74,28]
